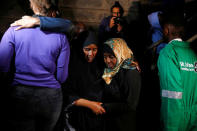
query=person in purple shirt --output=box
[0,0,70,131]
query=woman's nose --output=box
[106,57,111,63]
[88,50,93,55]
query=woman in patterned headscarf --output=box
[101,38,141,131]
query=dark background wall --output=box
[0,0,196,38]
[0,0,141,36]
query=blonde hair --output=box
[30,0,52,16]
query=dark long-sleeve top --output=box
[39,16,74,34]
[98,16,130,44]
[65,48,104,103]
[102,68,141,131]
[63,50,105,131]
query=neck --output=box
[168,36,181,42]
[32,7,45,16]
[34,11,45,16]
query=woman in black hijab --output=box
[64,30,105,131]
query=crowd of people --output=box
[0,0,196,131]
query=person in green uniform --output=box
[157,13,197,131]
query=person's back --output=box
[2,26,69,88]
[158,39,197,131]
[159,40,197,88]
[157,13,197,131]
[0,22,70,131]
[0,0,70,131]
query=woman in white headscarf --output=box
[101,38,141,131]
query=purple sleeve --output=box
[56,35,70,83]
[0,27,15,72]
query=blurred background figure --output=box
[98,1,129,46]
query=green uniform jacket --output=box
[157,39,197,131]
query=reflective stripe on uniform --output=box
[162,90,182,99]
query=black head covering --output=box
[82,31,98,48]
[110,1,124,17]
[103,43,115,56]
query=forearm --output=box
[75,98,106,115]
[56,38,70,83]
[74,98,93,108]
[39,17,74,33]
[31,16,40,26]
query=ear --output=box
[163,24,169,37]
[51,11,57,18]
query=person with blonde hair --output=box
[0,0,70,130]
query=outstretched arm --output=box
[74,98,106,115]
[11,15,74,33]
[11,16,40,31]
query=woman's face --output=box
[104,53,117,69]
[83,44,98,63]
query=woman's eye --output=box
[84,48,90,51]
[109,56,115,59]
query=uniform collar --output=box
[169,38,182,43]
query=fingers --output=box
[10,19,23,27]
[10,15,32,27]
[10,20,25,31]
[10,21,19,27]
[137,66,141,72]
[15,26,25,31]
[22,15,31,19]
[95,105,106,115]
[95,109,105,115]
[131,61,141,72]
[11,15,30,27]
[98,102,106,113]
[100,107,106,114]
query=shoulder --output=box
[159,43,175,57]
[119,69,140,79]
[101,16,111,23]
[125,69,140,79]
[1,26,19,40]
[4,26,18,34]
[117,69,141,88]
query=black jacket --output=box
[102,69,141,131]
[63,31,105,131]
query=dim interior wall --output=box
[59,0,140,29]
[0,0,192,36]
[0,0,28,39]
[0,0,140,36]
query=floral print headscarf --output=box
[102,38,137,85]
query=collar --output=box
[169,38,182,43]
